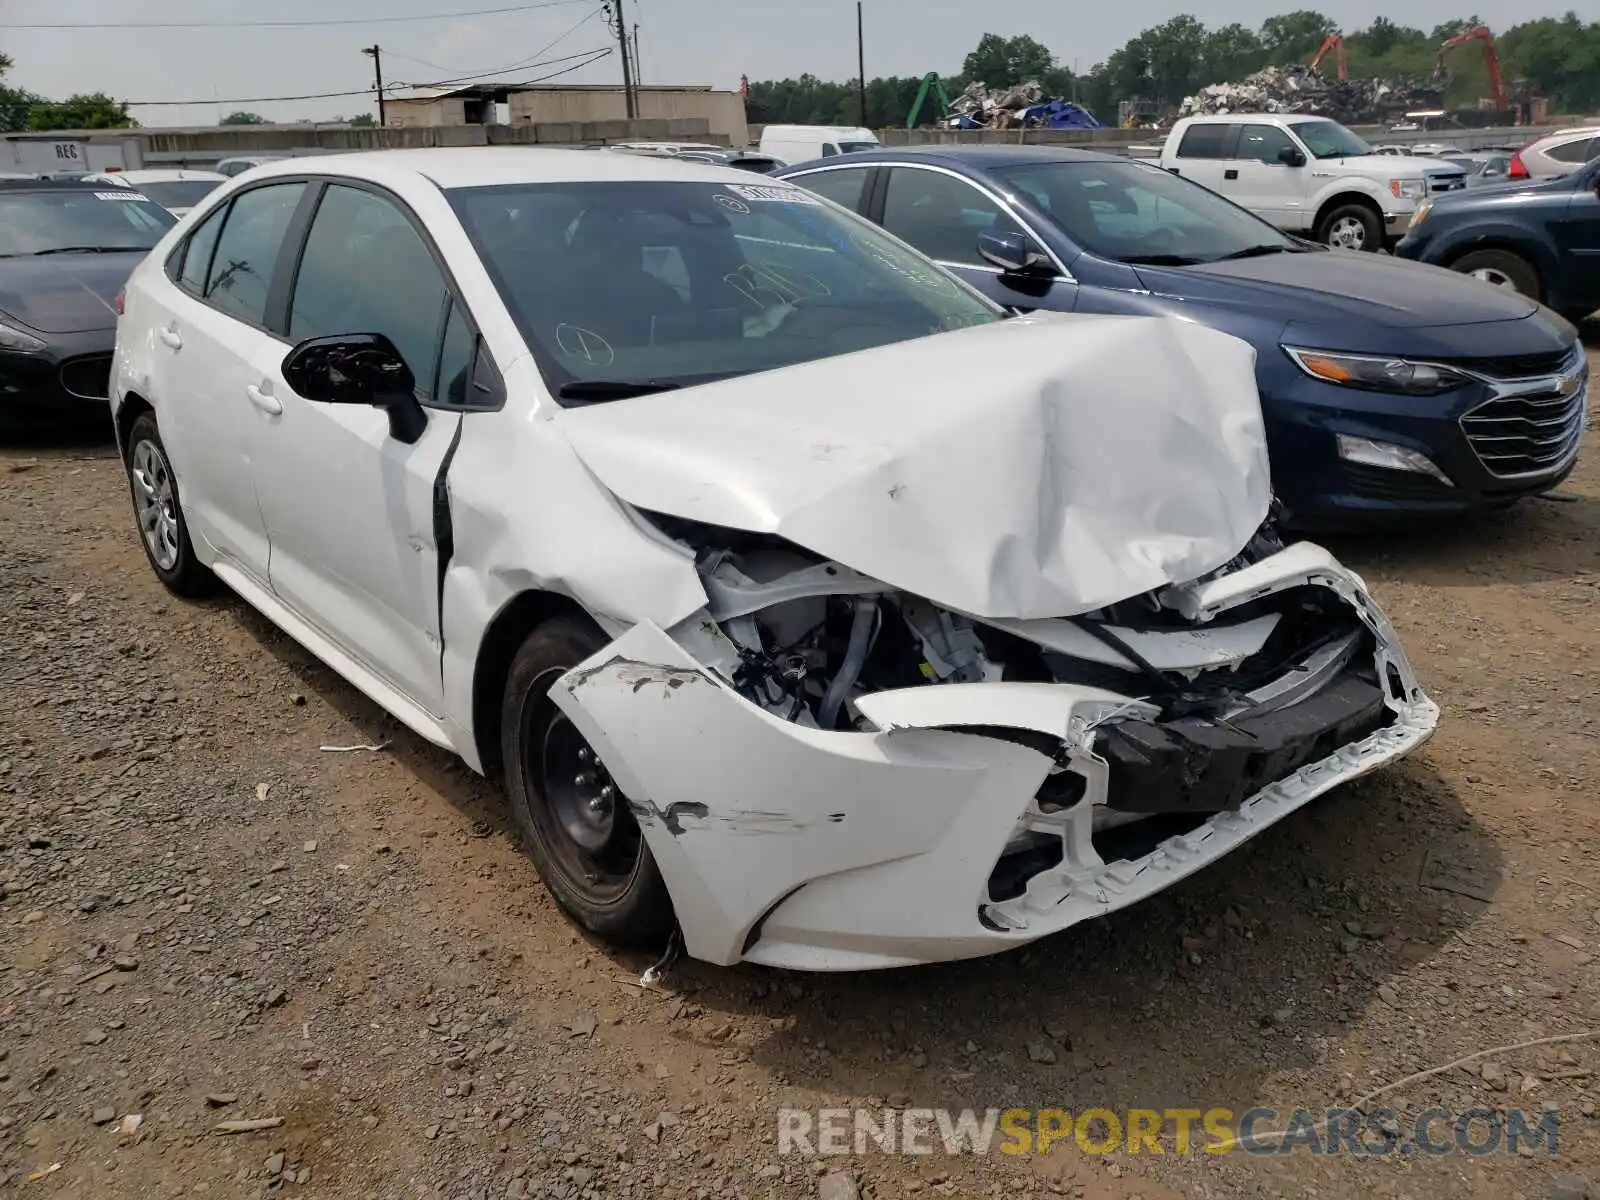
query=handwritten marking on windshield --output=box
[555,324,615,365]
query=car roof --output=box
[1530,126,1600,146]
[1179,112,1332,124]
[0,178,102,192]
[240,145,780,189]
[109,168,229,182]
[782,144,1118,171]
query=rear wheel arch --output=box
[1440,241,1548,300]
[115,392,154,461]
[470,589,594,776]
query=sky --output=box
[2,0,1571,127]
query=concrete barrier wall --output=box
[872,124,1547,154]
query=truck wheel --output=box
[1316,204,1383,252]
[1451,250,1541,300]
[500,614,676,947]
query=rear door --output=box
[147,180,309,585]
[871,164,1077,313]
[1168,122,1236,195]
[1551,163,1600,310]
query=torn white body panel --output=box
[556,544,1440,970]
[559,315,1272,621]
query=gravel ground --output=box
[2,340,1597,1200]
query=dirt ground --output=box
[2,341,1597,1200]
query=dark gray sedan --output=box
[0,179,176,433]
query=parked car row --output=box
[0,143,1587,973]
[102,147,1448,970]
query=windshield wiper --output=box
[1212,244,1299,261]
[557,380,683,403]
[1120,254,1203,266]
[31,245,151,256]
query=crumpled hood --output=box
[558,315,1271,621]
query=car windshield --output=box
[993,159,1298,266]
[450,180,1001,401]
[1288,120,1374,160]
[0,187,176,256]
[134,180,224,209]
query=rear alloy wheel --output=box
[1317,204,1383,252]
[501,615,675,946]
[125,411,213,596]
[1451,249,1542,300]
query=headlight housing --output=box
[1410,199,1433,230]
[1283,347,1470,396]
[0,317,47,354]
[1389,178,1428,201]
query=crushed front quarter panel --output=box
[551,545,1439,971]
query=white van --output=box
[758,125,880,165]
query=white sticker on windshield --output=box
[725,183,819,205]
[95,191,150,201]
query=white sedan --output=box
[83,168,229,217]
[110,149,1438,971]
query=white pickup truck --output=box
[1158,114,1467,251]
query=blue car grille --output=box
[1458,346,1587,479]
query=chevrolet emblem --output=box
[1556,372,1583,398]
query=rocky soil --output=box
[1,341,1597,1200]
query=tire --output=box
[501,614,675,946]
[1451,249,1542,300]
[124,411,214,597]
[1316,203,1384,252]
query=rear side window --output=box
[176,204,227,294]
[204,182,306,327]
[793,167,871,211]
[1547,136,1596,164]
[1177,124,1237,159]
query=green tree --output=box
[28,92,137,131]
[347,113,377,128]
[220,110,266,125]
[1202,23,1268,82]
[960,33,1055,87]
[1498,13,1600,113]
[0,53,44,134]
[1259,10,1340,60]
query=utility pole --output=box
[362,44,386,127]
[608,0,636,119]
[632,24,641,87]
[856,2,867,127]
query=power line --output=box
[386,7,603,89]
[116,47,611,107]
[0,0,590,31]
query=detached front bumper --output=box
[553,544,1439,971]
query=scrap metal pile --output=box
[1178,63,1442,124]
[946,80,1102,130]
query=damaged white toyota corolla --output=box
[111,149,1438,971]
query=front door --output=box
[875,165,1077,313]
[248,181,478,716]
[1231,123,1310,229]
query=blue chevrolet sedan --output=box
[778,146,1587,528]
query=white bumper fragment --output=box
[552,544,1440,971]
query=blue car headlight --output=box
[1283,347,1470,396]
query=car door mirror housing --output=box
[281,333,427,444]
[977,230,1053,275]
[1278,146,1308,168]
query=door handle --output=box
[245,383,283,416]
[157,325,182,350]
[1224,169,1239,180]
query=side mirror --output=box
[977,230,1054,276]
[1278,146,1308,168]
[281,333,427,444]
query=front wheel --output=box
[1451,249,1542,300]
[501,615,675,946]
[124,411,213,597]
[1316,204,1384,252]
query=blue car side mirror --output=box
[977,230,1054,276]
